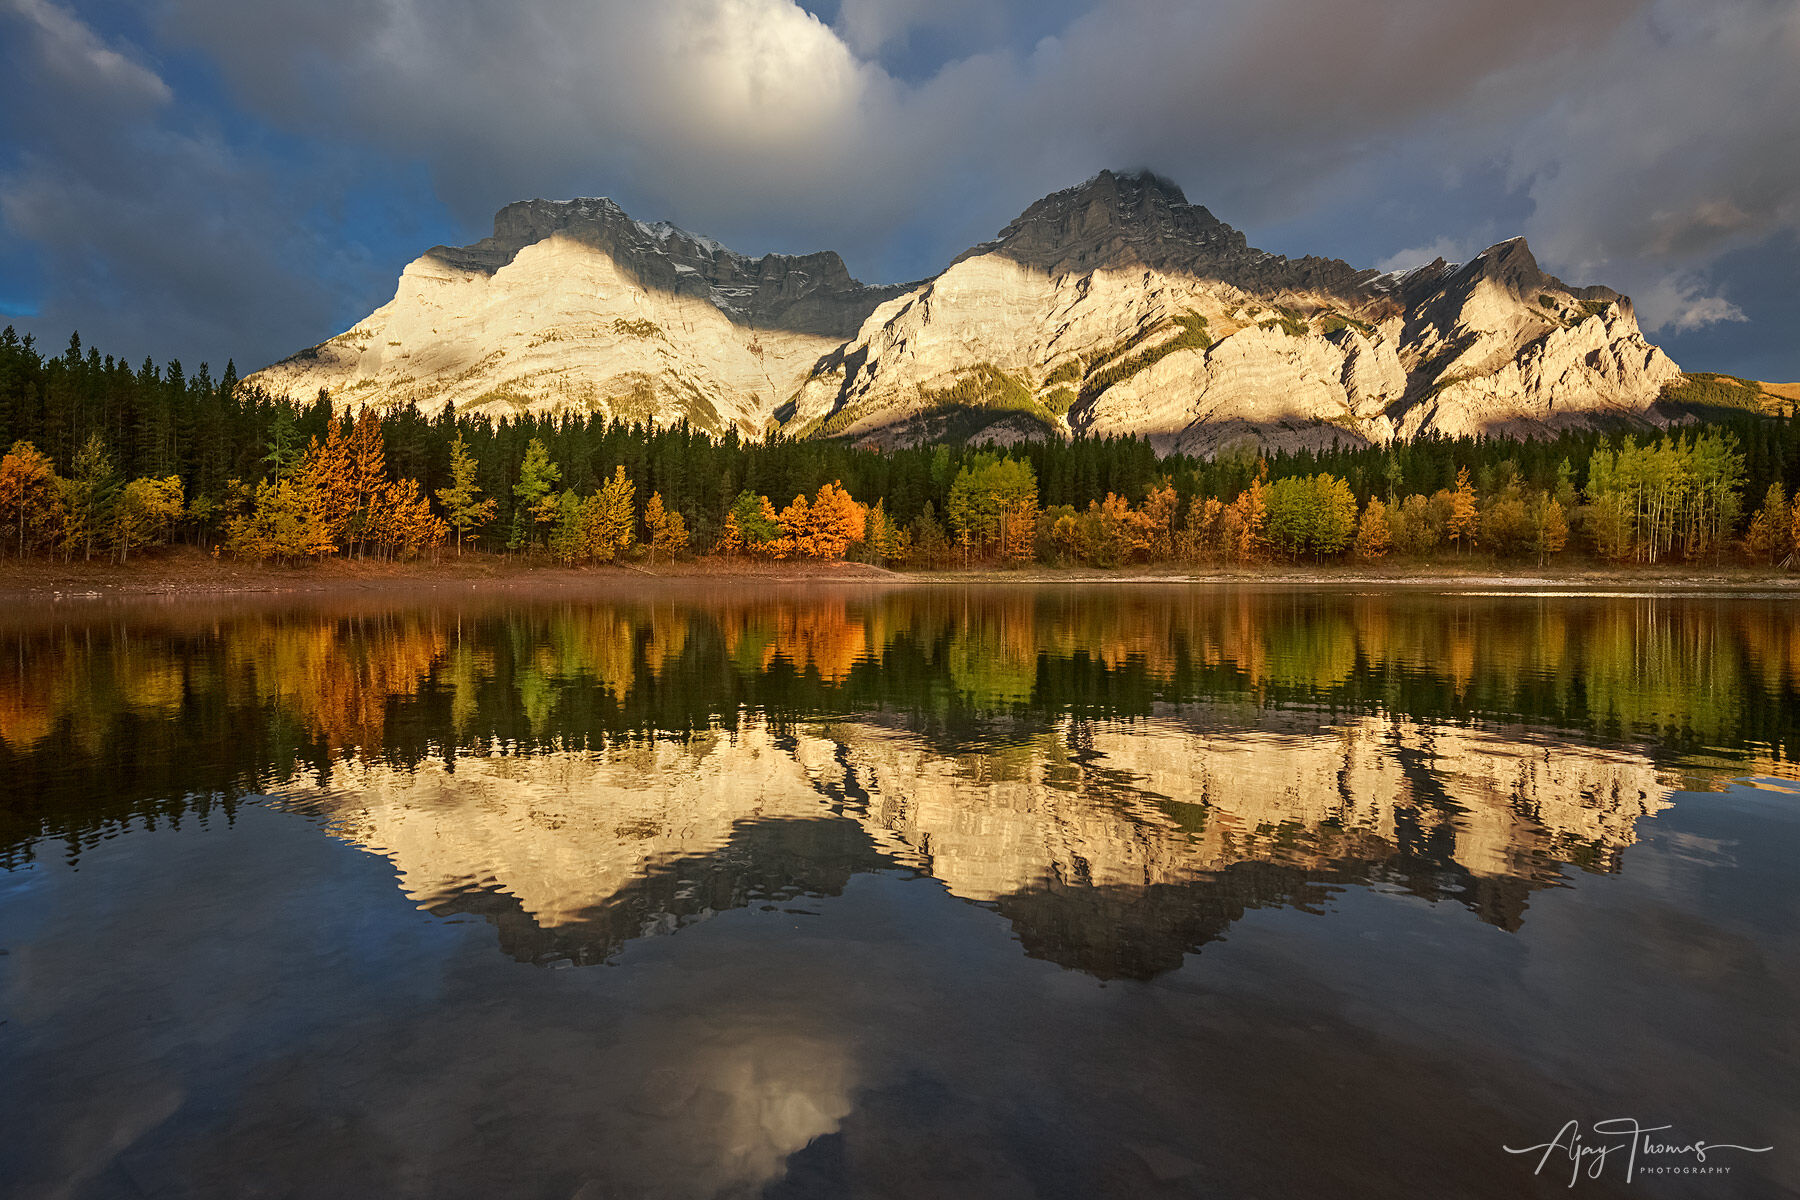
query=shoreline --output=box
[4,547,1798,601]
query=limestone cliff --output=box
[250,172,1683,453]
[249,197,908,435]
[800,172,1681,452]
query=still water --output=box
[1,585,1797,1198]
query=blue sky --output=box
[2,0,1796,380]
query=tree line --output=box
[2,325,1799,567]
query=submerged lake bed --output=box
[2,585,1796,1198]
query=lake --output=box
[2,585,1796,1198]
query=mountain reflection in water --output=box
[4,587,1793,980]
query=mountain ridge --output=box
[250,170,1683,453]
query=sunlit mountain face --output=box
[3,587,1797,1198]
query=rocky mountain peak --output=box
[251,169,1682,454]
[968,168,1241,272]
[963,169,1373,300]
[415,196,895,338]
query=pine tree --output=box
[262,407,301,479]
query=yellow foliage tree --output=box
[1355,497,1392,560]
[1447,466,1480,553]
[807,481,865,560]
[1141,481,1179,560]
[112,475,185,561]
[1745,484,1790,564]
[1227,470,1268,563]
[774,493,810,559]
[299,420,359,550]
[591,466,637,562]
[999,502,1036,563]
[226,478,335,563]
[368,477,447,560]
[0,440,64,557]
[644,491,689,562]
[1528,494,1569,566]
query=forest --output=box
[2,326,1799,569]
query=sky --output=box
[1,0,1796,380]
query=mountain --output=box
[249,196,911,437]
[250,171,1683,453]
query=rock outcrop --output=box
[251,171,1683,453]
[802,173,1681,452]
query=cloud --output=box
[0,0,394,370]
[4,0,1799,375]
[834,0,1008,55]
[1505,1,1800,284]
[1,0,170,103]
[1630,273,1749,334]
[1376,237,1477,274]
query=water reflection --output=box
[4,587,1794,979]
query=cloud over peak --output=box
[1,0,1795,371]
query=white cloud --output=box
[1376,237,1474,274]
[1631,273,1750,334]
[2,0,170,103]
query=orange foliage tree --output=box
[0,440,64,556]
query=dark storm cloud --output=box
[2,0,1796,373]
[0,0,402,371]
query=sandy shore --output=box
[3,545,1797,602]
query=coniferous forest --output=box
[3,326,1799,569]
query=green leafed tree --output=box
[436,432,496,555]
[511,437,562,550]
[62,433,121,562]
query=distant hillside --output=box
[1661,372,1800,418]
